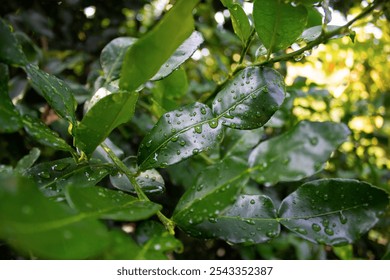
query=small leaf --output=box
[173,157,250,230]
[120,0,199,91]
[212,66,285,129]
[300,25,345,42]
[253,0,308,53]
[249,121,350,185]
[100,37,137,84]
[65,186,161,221]
[110,156,165,194]
[221,2,252,44]
[26,158,113,198]
[22,114,75,153]
[75,89,138,155]
[193,195,280,244]
[0,18,28,65]
[0,63,23,133]
[221,127,263,160]
[25,64,77,126]
[0,175,110,259]
[279,179,389,246]
[151,31,204,81]
[15,147,40,174]
[138,102,223,170]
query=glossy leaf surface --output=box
[221,127,263,160]
[15,147,40,174]
[194,195,280,243]
[22,115,74,153]
[253,0,308,53]
[65,186,161,221]
[279,179,389,246]
[212,67,285,129]
[138,102,223,170]
[27,158,113,198]
[221,0,252,44]
[0,175,109,259]
[151,31,203,81]
[0,63,22,132]
[173,157,250,231]
[0,18,28,65]
[75,90,138,155]
[249,121,350,185]
[119,0,199,91]
[300,25,344,42]
[100,37,137,83]
[25,64,77,125]
[135,231,183,260]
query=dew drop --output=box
[208,217,217,223]
[324,227,334,236]
[208,119,218,129]
[295,227,308,235]
[38,171,50,179]
[312,223,321,232]
[194,125,202,134]
[145,140,153,148]
[200,107,207,115]
[266,231,277,238]
[192,148,200,155]
[171,135,179,142]
[52,162,70,171]
[250,199,256,205]
[309,137,319,146]
[331,237,349,246]
[179,140,186,147]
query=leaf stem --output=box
[100,142,176,235]
[238,28,256,65]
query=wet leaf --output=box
[102,229,141,260]
[173,157,250,231]
[120,0,199,91]
[300,25,345,42]
[26,158,113,198]
[65,186,161,221]
[22,114,75,153]
[253,0,308,53]
[0,63,23,133]
[0,175,110,259]
[110,156,165,194]
[151,31,203,81]
[25,64,77,126]
[100,37,137,84]
[0,18,28,65]
[212,67,285,130]
[279,179,389,246]
[75,89,138,155]
[136,231,183,260]
[221,1,252,44]
[15,147,40,174]
[194,195,280,244]
[249,121,350,185]
[221,127,263,160]
[138,102,223,170]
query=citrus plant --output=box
[0,0,389,259]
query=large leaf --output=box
[0,175,109,259]
[151,31,204,81]
[26,158,113,198]
[100,37,137,84]
[173,157,250,231]
[137,102,224,170]
[212,66,285,129]
[74,89,138,155]
[65,186,161,221]
[193,194,280,243]
[22,114,75,153]
[253,0,308,53]
[25,64,77,126]
[221,0,252,44]
[0,18,27,65]
[0,63,23,133]
[119,0,199,91]
[248,121,350,185]
[279,179,389,246]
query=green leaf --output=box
[221,1,252,44]
[151,31,203,81]
[15,147,40,174]
[26,158,113,198]
[0,63,23,133]
[0,175,110,259]
[249,121,350,185]
[0,18,28,65]
[300,25,346,42]
[65,186,161,221]
[193,195,280,244]
[22,114,75,153]
[138,102,224,170]
[253,0,308,53]
[100,37,137,84]
[102,229,141,260]
[212,66,285,129]
[221,127,263,160]
[136,231,183,260]
[110,156,165,194]
[173,157,250,230]
[75,89,138,155]
[25,64,77,126]
[279,179,389,246]
[119,0,199,91]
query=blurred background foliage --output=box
[0,0,389,259]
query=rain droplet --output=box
[145,140,153,148]
[179,140,186,146]
[171,135,179,142]
[208,119,218,129]
[323,194,329,201]
[312,223,321,232]
[52,163,70,171]
[324,228,334,236]
[154,244,161,250]
[194,125,202,134]
[38,171,50,179]
[208,217,217,223]
[200,107,207,115]
[331,237,349,246]
[266,231,277,238]
[293,53,304,61]
[192,148,200,155]
[295,227,308,235]
[309,137,319,146]
[250,199,256,205]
